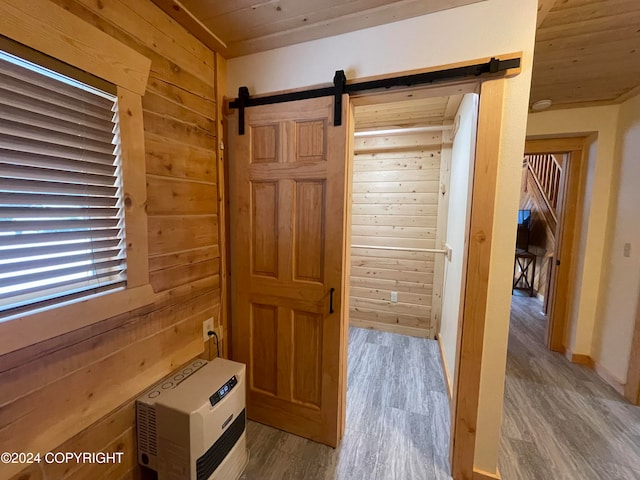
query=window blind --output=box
[0,50,127,318]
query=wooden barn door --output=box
[228,95,351,447]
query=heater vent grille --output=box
[137,403,157,456]
[196,409,246,480]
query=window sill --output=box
[0,284,156,356]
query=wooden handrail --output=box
[351,244,447,254]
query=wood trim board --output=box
[473,468,501,480]
[0,284,156,356]
[0,0,150,95]
[432,129,452,336]
[348,52,522,89]
[437,335,453,400]
[524,139,587,354]
[117,87,150,288]
[222,53,520,108]
[616,84,640,105]
[624,283,640,405]
[536,0,555,28]
[565,350,595,368]
[214,52,229,357]
[524,137,585,153]
[340,103,356,440]
[151,0,228,56]
[350,318,433,339]
[451,78,506,480]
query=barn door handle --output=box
[329,288,335,314]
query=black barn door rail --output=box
[229,57,520,135]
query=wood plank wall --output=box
[349,131,444,338]
[0,1,220,479]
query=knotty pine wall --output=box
[349,130,445,338]
[1,1,221,479]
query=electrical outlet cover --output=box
[390,291,398,303]
[202,318,214,342]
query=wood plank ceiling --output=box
[355,95,460,130]
[154,0,640,109]
[151,0,484,57]
[531,0,640,109]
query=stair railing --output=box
[524,154,561,222]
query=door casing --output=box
[524,137,587,354]
[222,56,523,480]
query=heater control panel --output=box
[209,375,238,407]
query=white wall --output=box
[227,0,538,473]
[440,93,479,392]
[527,105,620,357]
[592,93,640,384]
[527,96,640,391]
[227,1,536,97]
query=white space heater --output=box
[136,358,248,480]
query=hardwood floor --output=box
[239,294,640,480]
[239,327,452,480]
[500,294,640,480]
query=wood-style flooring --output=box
[239,327,452,480]
[500,294,640,480]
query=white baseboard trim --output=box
[436,335,453,400]
[565,349,627,397]
[593,361,626,396]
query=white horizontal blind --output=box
[0,50,127,317]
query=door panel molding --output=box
[228,95,350,447]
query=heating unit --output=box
[136,357,247,480]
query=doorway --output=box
[344,92,475,478]
[349,95,460,337]
[225,64,515,480]
[517,138,586,353]
[500,137,640,479]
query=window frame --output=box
[0,0,153,356]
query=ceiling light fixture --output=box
[531,99,552,111]
[354,125,452,137]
